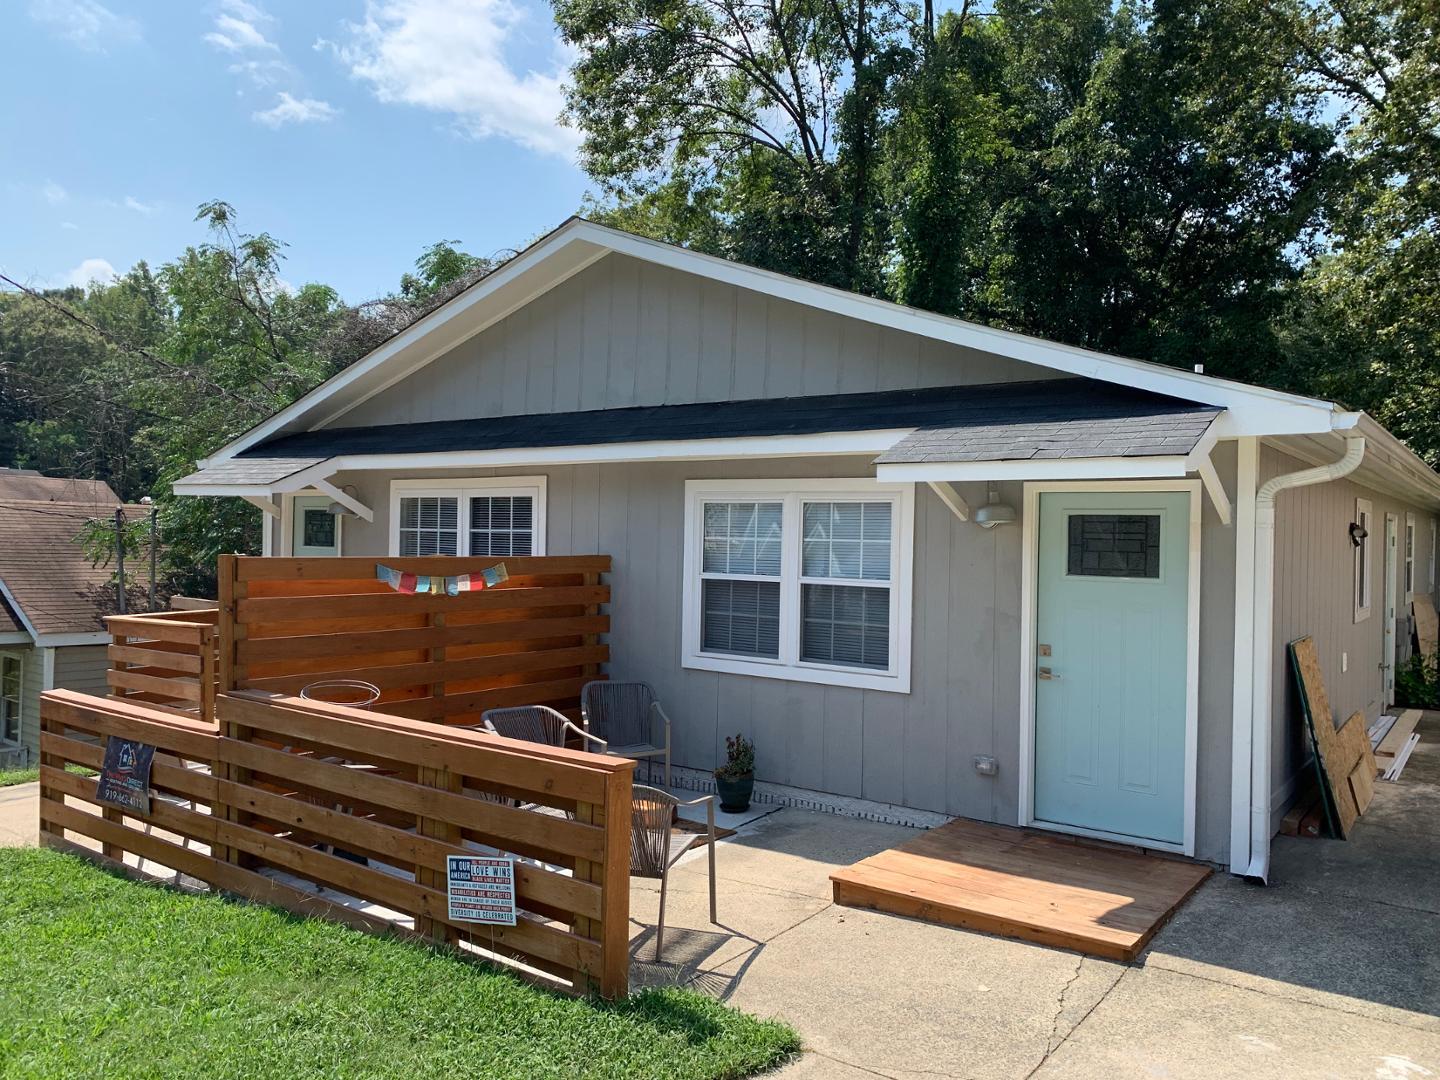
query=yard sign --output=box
[446,854,518,925]
[95,736,156,815]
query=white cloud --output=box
[42,180,67,205]
[204,11,278,52]
[253,92,339,128]
[62,257,118,288]
[330,0,578,159]
[123,195,156,215]
[60,221,79,230]
[27,0,140,51]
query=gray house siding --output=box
[318,445,1241,862]
[53,644,110,699]
[1265,443,1439,821]
[335,254,1060,430]
[5,644,42,764]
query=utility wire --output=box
[0,271,268,411]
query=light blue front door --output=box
[1033,490,1190,846]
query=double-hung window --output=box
[0,654,21,745]
[389,478,546,558]
[684,480,913,692]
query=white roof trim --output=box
[876,456,1191,483]
[202,219,1348,468]
[0,578,38,643]
[34,631,111,647]
[0,632,32,646]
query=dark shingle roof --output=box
[0,470,119,504]
[174,457,326,488]
[0,501,151,637]
[228,379,1219,465]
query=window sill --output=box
[683,653,910,694]
[1355,607,1372,624]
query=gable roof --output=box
[197,218,1350,471]
[0,500,150,641]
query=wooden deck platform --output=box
[830,818,1211,962]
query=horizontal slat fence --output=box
[106,609,219,721]
[219,554,611,726]
[38,687,634,998]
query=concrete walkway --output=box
[631,717,1440,1078]
[0,781,37,848]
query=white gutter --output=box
[1240,431,1365,881]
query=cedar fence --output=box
[39,687,635,997]
[106,609,219,720]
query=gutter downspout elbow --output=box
[1246,435,1365,881]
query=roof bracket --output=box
[241,495,281,519]
[927,481,970,522]
[1195,455,1233,526]
[311,478,374,523]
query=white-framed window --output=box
[0,653,21,745]
[1405,513,1416,600]
[1355,498,1373,623]
[682,479,914,693]
[388,477,547,558]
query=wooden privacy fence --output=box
[106,609,219,720]
[218,554,611,726]
[38,686,635,998]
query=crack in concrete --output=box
[1023,964,1129,1079]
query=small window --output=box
[1431,519,1437,591]
[682,481,914,693]
[1067,514,1161,579]
[0,654,21,745]
[390,479,546,558]
[303,508,336,549]
[1405,513,1416,600]
[1355,499,1373,622]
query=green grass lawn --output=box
[0,764,94,787]
[0,848,799,1080]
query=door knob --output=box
[1037,667,1059,681]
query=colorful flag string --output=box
[376,562,509,595]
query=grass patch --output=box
[0,848,798,1080]
[0,764,93,787]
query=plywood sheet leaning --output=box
[1287,637,1377,839]
[1413,595,1439,659]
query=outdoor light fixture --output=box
[326,485,363,518]
[974,483,1017,529]
[1349,521,1368,548]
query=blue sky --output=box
[1,0,592,302]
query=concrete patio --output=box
[4,717,1436,1079]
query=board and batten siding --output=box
[321,447,1242,862]
[1265,443,1439,821]
[335,254,1060,429]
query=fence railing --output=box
[106,610,220,721]
[219,554,611,726]
[38,686,635,998]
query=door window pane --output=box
[302,508,336,549]
[1067,514,1161,578]
[701,579,781,658]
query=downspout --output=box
[1244,433,1365,881]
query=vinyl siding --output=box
[335,254,1060,430]
[4,645,42,764]
[52,644,110,698]
[1265,443,1439,821]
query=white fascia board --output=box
[876,455,1190,482]
[263,430,914,485]
[34,631,111,647]
[0,578,38,642]
[172,483,281,497]
[199,228,610,465]
[0,632,32,646]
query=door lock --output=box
[1037,667,1059,681]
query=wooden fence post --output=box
[37,701,65,843]
[416,764,461,947]
[597,762,633,999]
[215,558,252,867]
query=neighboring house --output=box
[173,218,1440,879]
[0,470,146,766]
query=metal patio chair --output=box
[582,681,672,786]
[480,705,608,815]
[631,783,717,961]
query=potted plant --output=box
[714,733,756,812]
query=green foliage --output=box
[0,847,800,1078]
[716,732,755,779]
[400,241,496,301]
[1396,652,1440,710]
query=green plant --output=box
[715,733,755,780]
[1395,651,1440,709]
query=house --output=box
[0,470,148,766]
[173,218,1440,878]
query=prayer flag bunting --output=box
[375,562,508,596]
